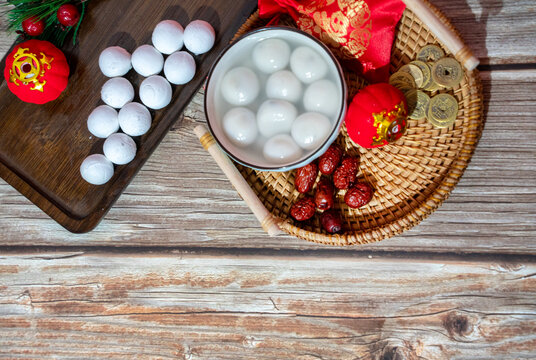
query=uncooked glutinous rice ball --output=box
[87,104,119,138]
[99,46,132,77]
[139,75,172,110]
[131,44,164,77]
[101,77,134,109]
[183,20,215,55]
[118,102,152,137]
[152,20,184,55]
[80,154,114,185]
[103,133,137,165]
[164,51,196,85]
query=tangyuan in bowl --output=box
[205,27,347,171]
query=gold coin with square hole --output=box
[399,64,424,88]
[417,44,445,63]
[431,57,464,89]
[423,62,443,91]
[406,89,430,120]
[409,60,431,90]
[389,71,416,93]
[427,93,458,128]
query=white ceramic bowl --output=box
[205,27,347,172]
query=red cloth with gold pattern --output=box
[259,0,405,83]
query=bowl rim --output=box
[204,25,347,171]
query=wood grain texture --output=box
[0,0,535,249]
[0,0,257,233]
[1,3,535,359]
[0,252,535,359]
[1,70,534,253]
[431,0,536,65]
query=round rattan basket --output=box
[232,3,483,246]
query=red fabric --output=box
[259,0,405,83]
[4,40,69,104]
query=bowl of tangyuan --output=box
[204,26,347,171]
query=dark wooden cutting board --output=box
[0,0,258,233]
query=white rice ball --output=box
[152,20,184,55]
[131,45,164,77]
[101,77,134,109]
[103,133,137,165]
[265,70,302,103]
[303,79,340,117]
[139,75,172,110]
[290,46,328,84]
[183,20,215,55]
[98,46,132,77]
[220,66,259,106]
[263,134,302,164]
[80,154,114,185]
[252,38,291,74]
[256,99,298,138]
[87,105,119,138]
[222,107,258,147]
[118,102,152,137]
[291,112,332,150]
[164,51,196,85]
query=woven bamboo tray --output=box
[232,3,483,246]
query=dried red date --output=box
[318,144,343,175]
[333,156,359,189]
[314,177,334,210]
[321,209,343,233]
[294,163,318,193]
[344,182,374,209]
[290,197,316,221]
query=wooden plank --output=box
[0,3,535,251]
[0,19,16,52]
[1,69,535,254]
[431,0,536,65]
[0,252,535,359]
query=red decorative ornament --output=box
[258,0,406,83]
[4,40,70,104]
[345,83,408,148]
[22,16,45,36]
[57,4,80,27]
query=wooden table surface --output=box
[1,1,535,359]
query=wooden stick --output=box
[194,125,285,237]
[402,0,479,71]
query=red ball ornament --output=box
[4,40,70,104]
[57,4,80,27]
[345,83,408,148]
[22,16,45,36]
